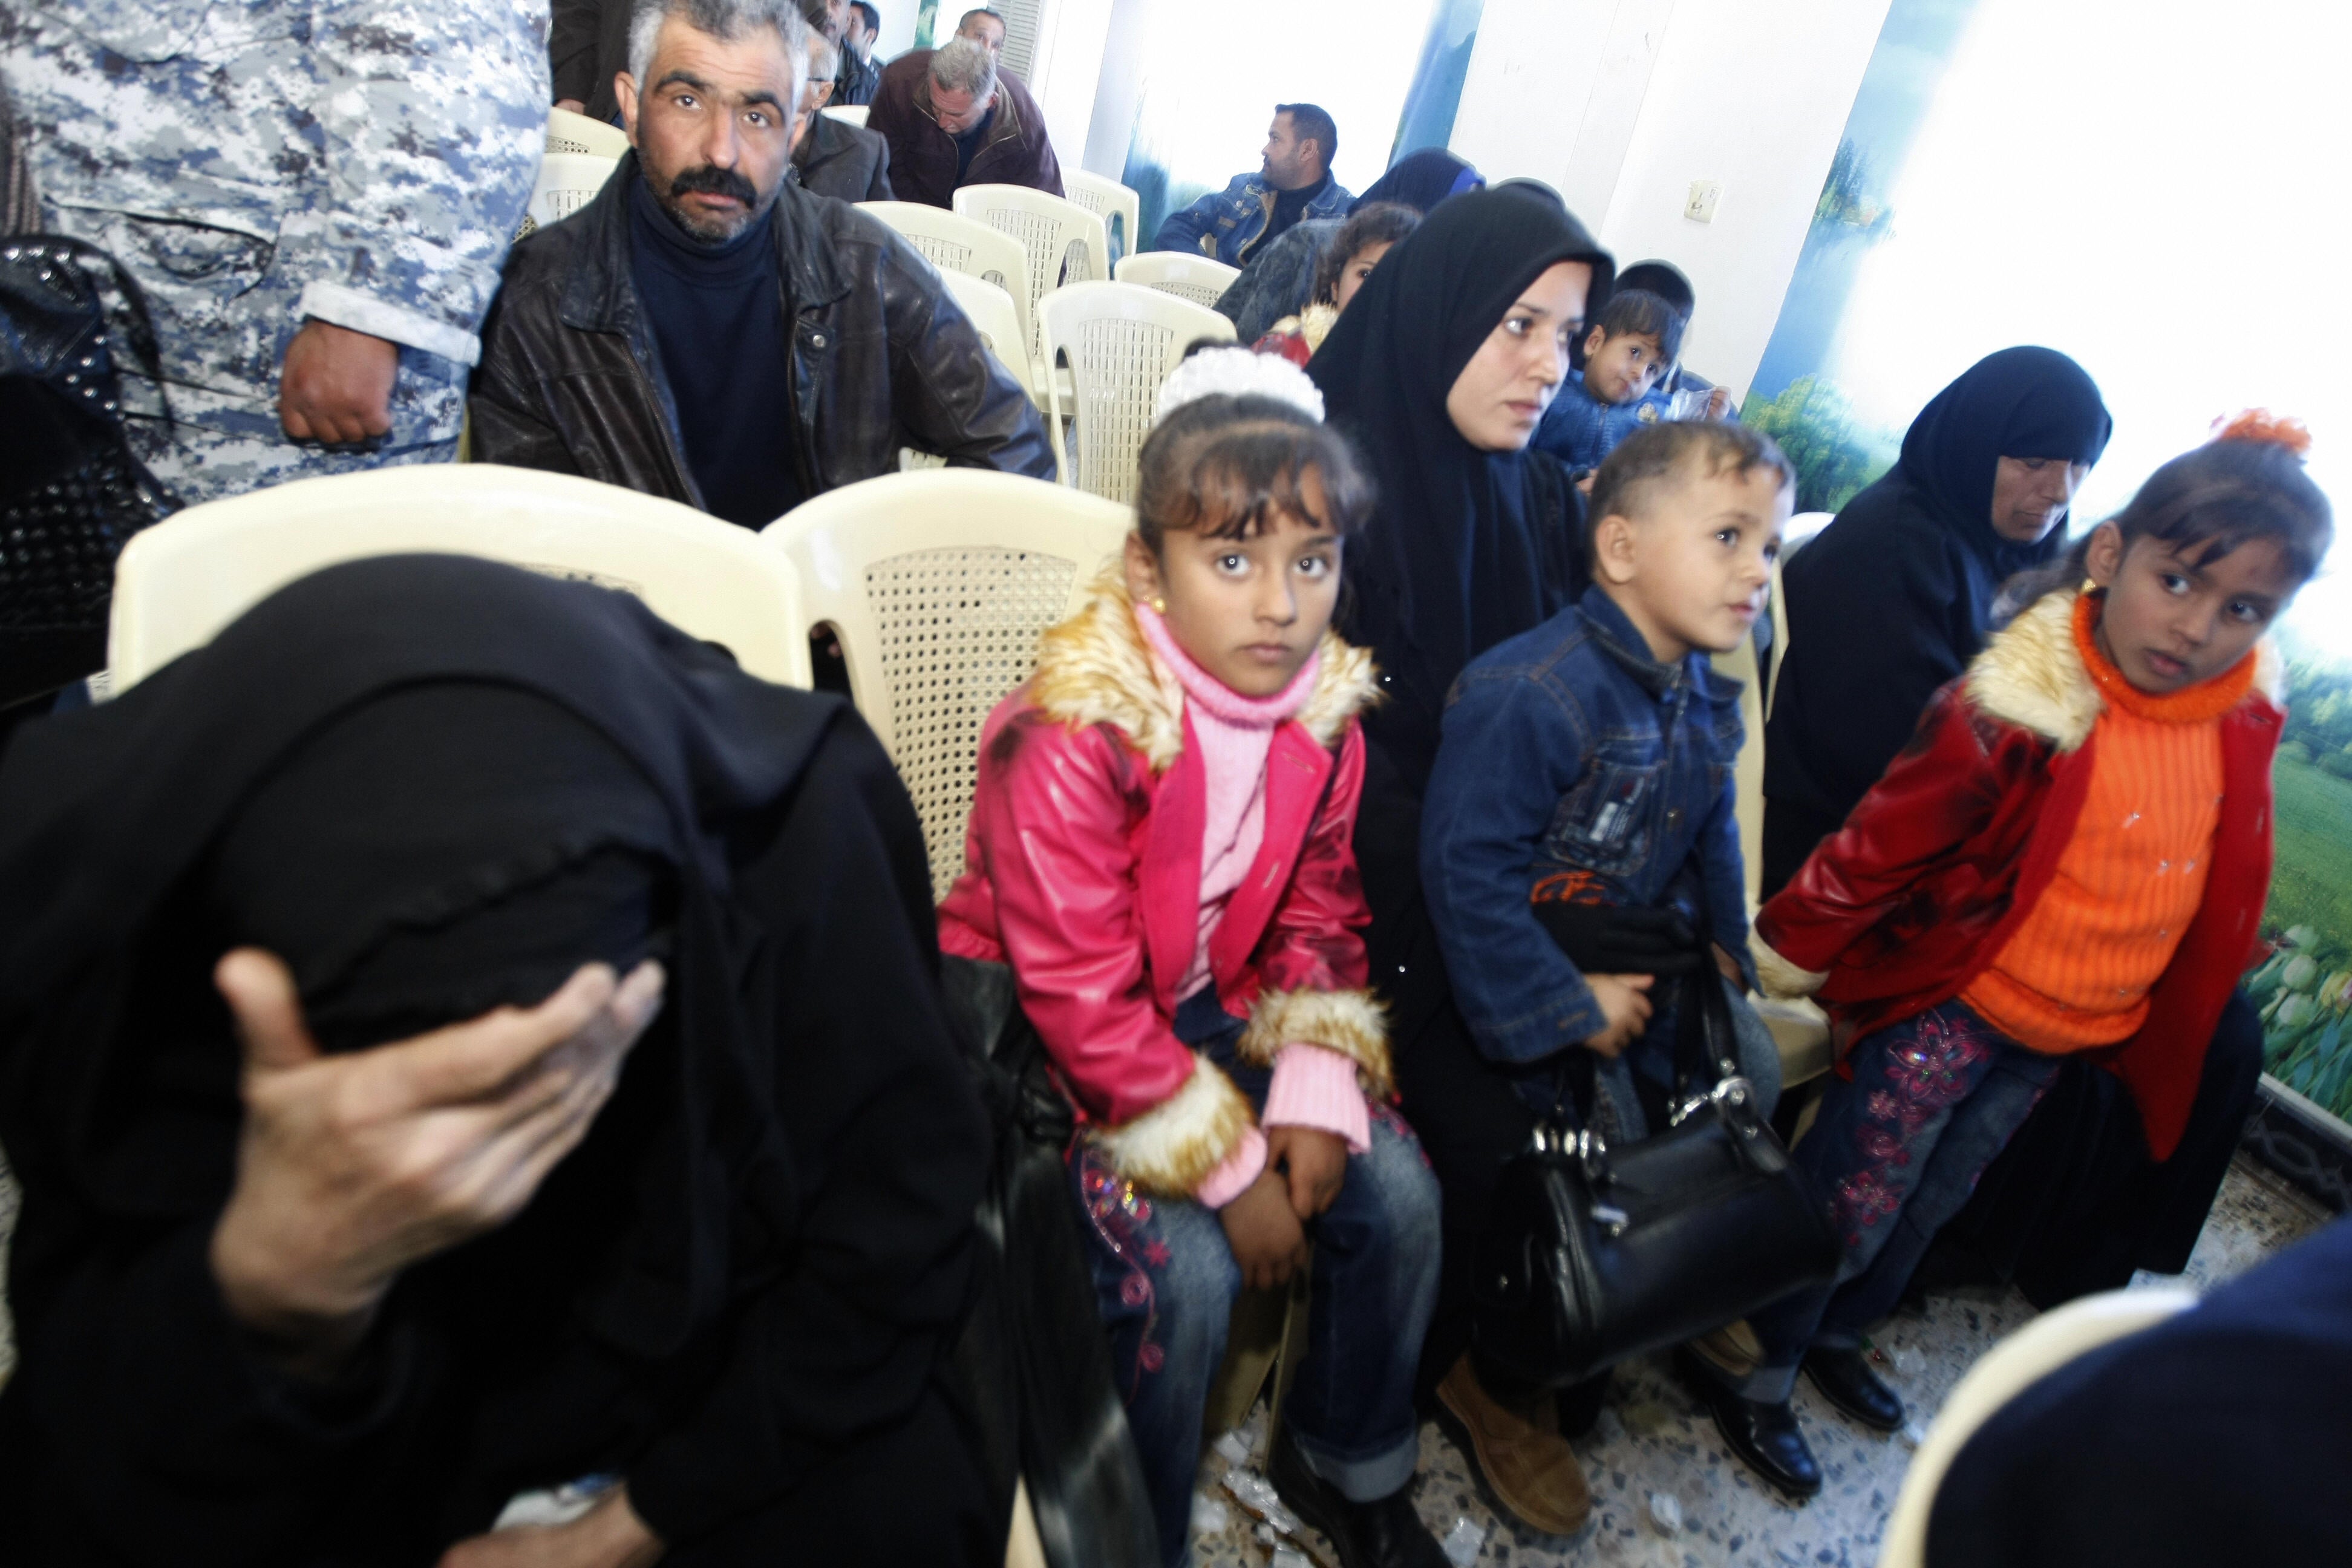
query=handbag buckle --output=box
[1671,1073,1755,1128]
[1591,1201,1630,1237]
[1575,1126,1610,1184]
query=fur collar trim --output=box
[1028,567,1380,771]
[1967,589,2285,752]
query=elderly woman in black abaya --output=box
[1304,183,1616,1538]
[1762,347,2265,1313]
[0,558,998,1566]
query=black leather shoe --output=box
[1269,1425,1449,1568]
[1804,1346,1906,1432]
[1674,1349,1822,1500]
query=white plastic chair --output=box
[935,269,1034,403]
[107,465,811,691]
[546,105,631,158]
[1114,251,1242,310]
[521,152,619,238]
[1877,1288,2197,1568]
[760,469,1132,893]
[820,103,869,128]
[859,201,1036,367]
[1063,169,1142,264]
[1039,281,1235,504]
[952,184,1109,358]
[1786,508,1836,554]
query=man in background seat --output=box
[840,0,884,104]
[473,0,1053,528]
[866,31,1062,210]
[1152,104,1351,266]
[793,30,894,201]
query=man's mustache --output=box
[670,164,760,204]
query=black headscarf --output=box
[1897,344,2113,578]
[1351,148,1482,216]
[1761,347,2112,894]
[1308,180,1615,791]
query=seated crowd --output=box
[1,2,2345,1567]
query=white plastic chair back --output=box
[858,201,1034,360]
[1063,169,1142,263]
[1877,1288,2197,1568]
[761,470,1132,893]
[545,106,631,158]
[936,269,1033,400]
[821,103,869,128]
[107,465,811,691]
[1040,281,1235,503]
[1786,508,1836,553]
[522,152,619,238]
[952,184,1109,356]
[1114,251,1243,310]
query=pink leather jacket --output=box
[938,575,1392,1196]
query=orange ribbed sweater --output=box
[1961,595,2254,1052]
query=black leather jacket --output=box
[472,155,1055,507]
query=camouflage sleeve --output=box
[281,1,551,367]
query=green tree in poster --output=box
[913,0,938,47]
[1739,375,1893,514]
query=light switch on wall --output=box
[1684,180,1722,223]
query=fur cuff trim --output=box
[1237,987,1393,1100]
[1089,1054,1256,1197]
[1753,940,1831,999]
[1030,568,1380,773]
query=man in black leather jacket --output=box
[475,0,1053,518]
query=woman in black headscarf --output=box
[1761,345,2112,894]
[1296,183,1613,1537]
[0,555,997,1566]
[1215,148,1486,344]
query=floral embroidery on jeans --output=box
[1832,1009,1993,1244]
[1075,1143,1168,1390]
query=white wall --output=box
[870,0,920,64]
[1452,0,1893,400]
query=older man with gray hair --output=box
[791,27,894,201]
[865,28,1060,209]
[476,0,1052,526]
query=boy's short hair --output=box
[1587,422,1794,541]
[1615,261,1695,320]
[1590,288,1685,367]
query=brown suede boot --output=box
[1434,1353,1593,1536]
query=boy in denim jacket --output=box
[1422,421,1794,1136]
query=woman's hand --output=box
[1218,1168,1310,1290]
[437,1486,664,1568]
[1581,973,1655,1059]
[207,949,665,1376]
[1266,1125,1348,1220]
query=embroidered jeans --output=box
[1728,999,2060,1404]
[1070,987,1441,1567]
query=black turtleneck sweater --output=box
[627,178,804,529]
[1264,171,1331,247]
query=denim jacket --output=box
[1529,370,1667,473]
[1151,171,1353,267]
[1421,586,1751,1065]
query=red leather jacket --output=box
[938,576,1390,1195]
[1755,591,2282,1159]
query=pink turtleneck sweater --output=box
[1135,605,1371,1208]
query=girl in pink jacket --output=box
[938,373,1444,1568]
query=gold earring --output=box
[1151,595,1166,613]
[2082,577,2099,593]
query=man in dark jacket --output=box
[794,29,893,201]
[475,0,1053,526]
[840,0,883,104]
[866,34,1062,210]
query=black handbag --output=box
[1470,924,1842,1388]
[1,235,177,704]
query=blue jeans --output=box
[1730,1000,2060,1403]
[1071,987,1442,1567]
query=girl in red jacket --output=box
[1682,415,2334,1498]
[938,377,1445,1568]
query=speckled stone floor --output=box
[1189,1157,2330,1568]
[0,1152,2327,1564]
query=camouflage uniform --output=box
[0,2,550,505]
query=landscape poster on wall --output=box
[1744,0,2352,1135]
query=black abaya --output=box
[0,557,996,1565]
